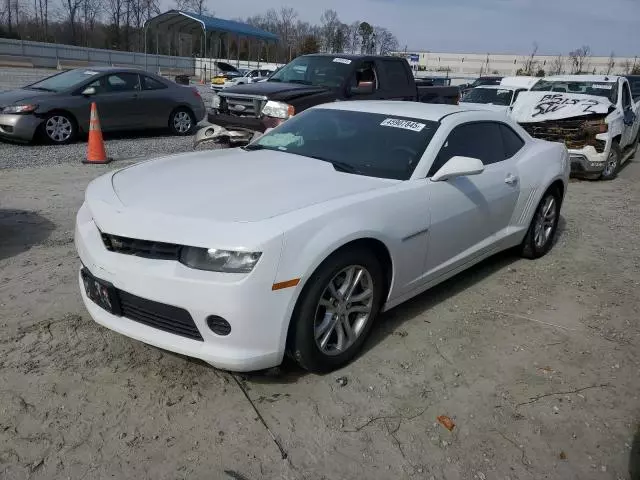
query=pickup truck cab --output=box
[205,54,460,144]
[511,75,640,180]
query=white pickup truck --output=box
[511,75,640,180]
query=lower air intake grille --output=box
[119,290,203,341]
[101,233,181,261]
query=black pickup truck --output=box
[206,54,460,136]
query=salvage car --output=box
[0,67,206,144]
[205,54,460,145]
[512,75,640,180]
[76,102,569,373]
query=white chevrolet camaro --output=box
[75,101,570,373]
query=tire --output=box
[288,248,385,373]
[520,188,561,259]
[169,107,196,136]
[42,112,77,144]
[600,142,622,181]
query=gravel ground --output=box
[0,67,215,170]
[0,150,639,479]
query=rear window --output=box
[248,108,439,180]
[462,87,513,106]
[381,60,410,86]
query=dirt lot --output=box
[1,149,639,480]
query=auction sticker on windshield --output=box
[333,58,352,65]
[380,118,426,132]
[83,70,99,75]
[592,84,613,90]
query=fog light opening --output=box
[206,315,231,336]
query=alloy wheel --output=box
[314,265,374,356]
[173,111,192,133]
[533,195,557,249]
[45,116,73,143]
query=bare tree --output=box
[319,9,338,53]
[522,42,538,75]
[60,0,83,43]
[347,21,359,54]
[549,54,564,75]
[373,26,397,55]
[606,51,615,74]
[569,45,591,74]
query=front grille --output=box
[520,118,600,150]
[119,290,203,341]
[219,94,266,118]
[101,233,181,261]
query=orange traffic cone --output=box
[83,102,111,164]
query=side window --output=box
[350,61,378,90]
[428,122,504,176]
[141,75,167,90]
[381,59,410,87]
[622,83,632,109]
[500,124,525,158]
[104,73,140,92]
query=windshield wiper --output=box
[27,86,55,92]
[242,144,268,151]
[268,78,282,82]
[306,155,357,173]
[287,79,313,85]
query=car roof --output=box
[543,74,620,82]
[314,101,487,122]
[68,66,150,75]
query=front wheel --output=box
[169,108,196,136]
[520,188,561,259]
[42,112,77,144]
[600,143,621,181]
[288,248,385,373]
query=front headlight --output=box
[3,104,37,114]
[261,100,295,119]
[211,94,220,109]
[180,247,262,273]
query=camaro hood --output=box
[512,91,613,123]
[110,149,393,224]
[0,88,50,107]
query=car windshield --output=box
[463,87,513,106]
[26,69,101,92]
[531,80,618,103]
[267,56,353,88]
[246,108,439,180]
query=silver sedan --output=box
[0,67,206,144]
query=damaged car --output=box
[511,75,640,180]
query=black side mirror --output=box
[350,82,374,95]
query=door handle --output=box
[505,173,519,185]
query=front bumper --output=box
[568,146,608,176]
[75,202,296,372]
[0,113,41,141]
[206,110,284,133]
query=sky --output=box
[194,0,640,57]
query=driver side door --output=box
[621,81,638,148]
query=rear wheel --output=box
[288,248,384,373]
[600,142,621,181]
[169,108,196,136]
[520,188,561,259]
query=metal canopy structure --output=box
[144,10,279,77]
